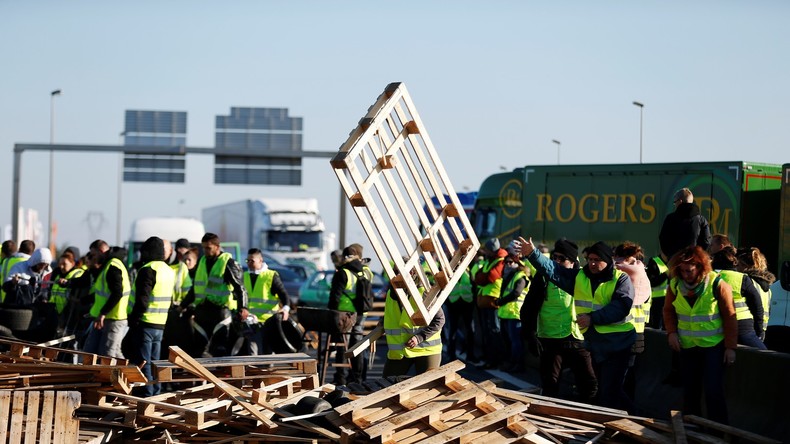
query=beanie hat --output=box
[552,238,578,261]
[65,246,81,260]
[484,238,500,252]
[582,241,613,266]
[140,236,165,263]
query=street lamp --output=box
[633,101,644,164]
[117,132,125,245]
[552,139,561,165]
[48,89,62,250]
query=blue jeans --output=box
[738,331,767,350]
[138,327,164,397]
[592,348,634,411]
[83,319,127,358]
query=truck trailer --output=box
[472,161,787,274]
[202,198,329,270]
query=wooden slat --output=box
[39,391,55,444]
[670,410,688,444]
[23,391,40,444]
[604,418,673,444]
[418,402,532,444]
[683,415,781,444]
[9,391,26,443]
[53,391,80,444]
[0,391,12,443]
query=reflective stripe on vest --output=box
[538,282,584,340]
[574,269,634,334]
[479,257,503,298]
[90,258,131,320]
[50,267,84,315]
[497,270,528,320]
[194,253,235,309]
[670,272,724,348]
[171,262,192,304]
[138,261,176,325]
[337,268,358,313]
[717,270,752,321]
[650,256,668,303]
[384,288,439,359]
[0,257,26,303]
[245,270,281,323]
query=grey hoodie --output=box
[2,248,53,305]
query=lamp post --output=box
[117,132,125,245]
[552,139,561,165]
[633,101,644,163]
[48,89,62,250]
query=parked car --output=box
[269,265,306,305]
[297,270,386,308]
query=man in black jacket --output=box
[658,188,712,261]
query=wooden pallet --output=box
[152,353,318,387]
[331,82,480,326]
[0,390,80,444]
[0,337,129,366]
[331,361,537,444]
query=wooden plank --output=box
[39,391,55,444]
[9,391,26,444]
[417,402,532,444]
[604,419,673,444]
[344,325,383,358]
[23,391,40,444]
[683,415,781,444]
[0,391,17,431]
[167,347,279,431]
[366,385,487,441]
[637,418,726,444]
[53,391,80,444]
[335,360,464,418]
[670,410,688,444]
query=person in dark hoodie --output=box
[658,188,712,261]
[126,236,175,396]
[515,236,635,411]
[328,244,368,385]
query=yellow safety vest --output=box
[0,256,26,303]
[49,267,84,315]
[244,270,281,322]
[757,285,771,329]
[193,253,237,309]
[717,270,752,321]
[90,258,131,320]
[384,288,440,359]
[448,269,473,303]
[170,261,192,304]
[497,270,528,320]
[670,272,724,348]
[538,282,584,340]
[574,269,634,335]
[478,257,504,298]
[137,261,176,326]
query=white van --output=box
[766,261,790,352]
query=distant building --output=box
[214,107,303,185]
[123,110,187,183]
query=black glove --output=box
[526,333,543,357]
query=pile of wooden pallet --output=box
[0,338,781,443]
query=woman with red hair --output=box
[663,246,737,424]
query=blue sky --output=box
[1,1,788,267]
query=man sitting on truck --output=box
[179,233,247,357]
[659,188,712,261]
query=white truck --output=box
[202,198,330,270]
[127,217,205,263]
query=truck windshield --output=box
[266,231,322,252]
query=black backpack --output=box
[352,268,375,313]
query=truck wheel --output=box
[0,308,35,332]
